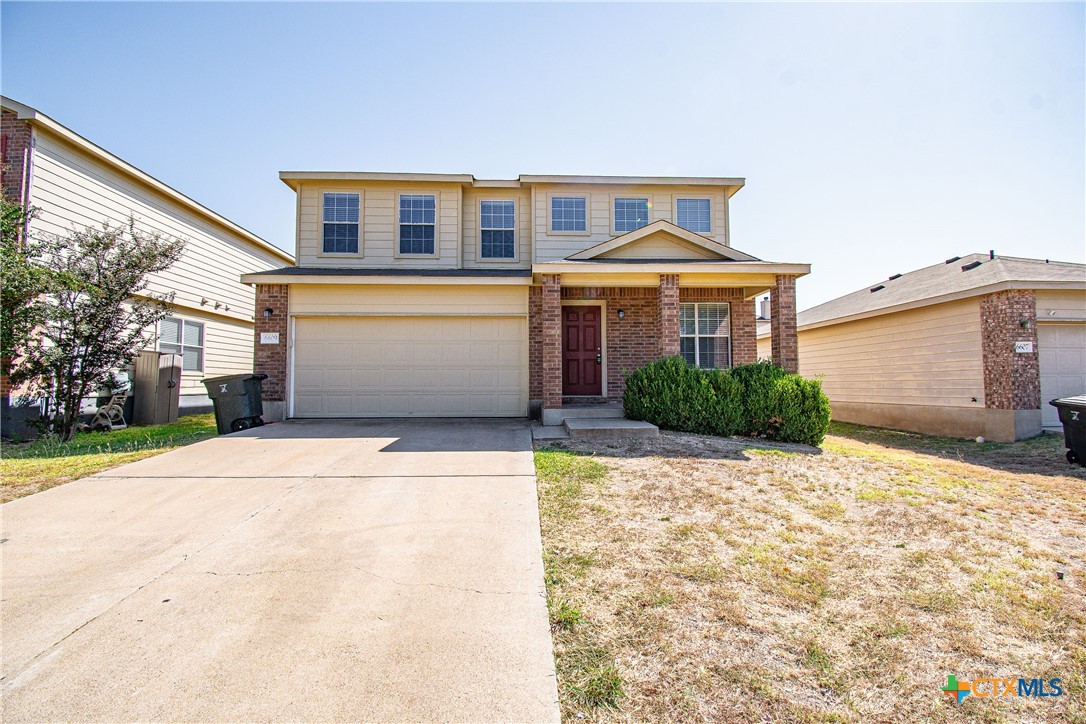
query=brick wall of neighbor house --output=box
[980,289,1040,411]
[526,286,756,402]
[1,109,31,207]
[253,284,289,404]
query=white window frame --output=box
[320,191,362,256]
[158,317,205,373]
[675,197,712,234]
[479,199,517,261]
[612,196,651,234]
[549,194,589,235]
[395,191,439,257]
[680,302,731,369]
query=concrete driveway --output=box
[1,419,559,722]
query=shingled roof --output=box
[798,253,1085,330]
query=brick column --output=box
[2,109,32,208]
[770,275,798,373]
[254,284,289,419]
[658,273,680,357]
[541,274,562,410]
[981,290,1040,411]
[731,298,758,366]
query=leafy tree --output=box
[0,198,49,375]
[11,218,186,440]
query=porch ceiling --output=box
[530,261,811,300]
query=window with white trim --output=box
[480,200,515,259]
[159,317,204,372]
[614,197,650,232]
[322,192,359,253]
[551,196,586,232]
[399,193,436,254]
[680,303,731,369]
[676,198,711,233]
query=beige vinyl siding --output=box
[296,182,461,268]
[1035,289,1086,321]
[290,284,528,317]
[599,236,719,260]
[461,187,531,268]
[27,129,283,319]
[165,308,255,396]
[532,185,730,262]
[797,298,985,408]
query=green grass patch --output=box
[1,414,218,501]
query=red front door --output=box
[562,305,602,396]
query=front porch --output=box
[529,268,804,425]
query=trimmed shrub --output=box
[622,357,832,446]
[770,375,833,446]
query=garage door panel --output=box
[1039,323,1086,428]
[293,316,527,417]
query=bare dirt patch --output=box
[535,424,1086,722]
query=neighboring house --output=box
[0,96,293,414]
[242,173,810,424]
[763,253,1085,442]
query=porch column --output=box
[770,274,799,373]
[541,273,563,409]
[658,273,680,357]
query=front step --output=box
[563,418,659,440]
[542,403,624,427]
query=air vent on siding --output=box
[945,256,961,264]
[961,261,982,271]
[870,284,885,293]
[888,273,902,280]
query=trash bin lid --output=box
[1050,395,1086,409]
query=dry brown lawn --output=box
[535,422,1086,722]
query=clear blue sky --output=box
[2,2,1083,309]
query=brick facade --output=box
[680,288,757,366]
[657,273,680,357]
[770,274,799,373]
[540,274,563,409]
[1,108,31,208]
[980,289,1040,411]
[528,283,758,403]
[253,284,289,403]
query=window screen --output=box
[399,194,436,254]
[322,193,360,253]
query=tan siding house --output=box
[243,172,809,424]
[766,254,1086,442]
[1,96,293,412]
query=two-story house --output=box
[1,96,293,419]
[242,173,810,424]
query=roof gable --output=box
[565,220,760,262]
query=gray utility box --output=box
[132,350,182,426]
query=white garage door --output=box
[292,316,527,418]
[1039,322,1086,428]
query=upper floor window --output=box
[399,193,436,254]
[614,197,649,233]
[322,192,360,254]
[159,317,204,372]
[551,196,587,232]
[676,198,711,233]
[680,303,731,369]
[480,200,515,259]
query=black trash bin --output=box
[203,373,268,434]
[1049,395,1086,466]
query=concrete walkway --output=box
[1,419,559,722]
